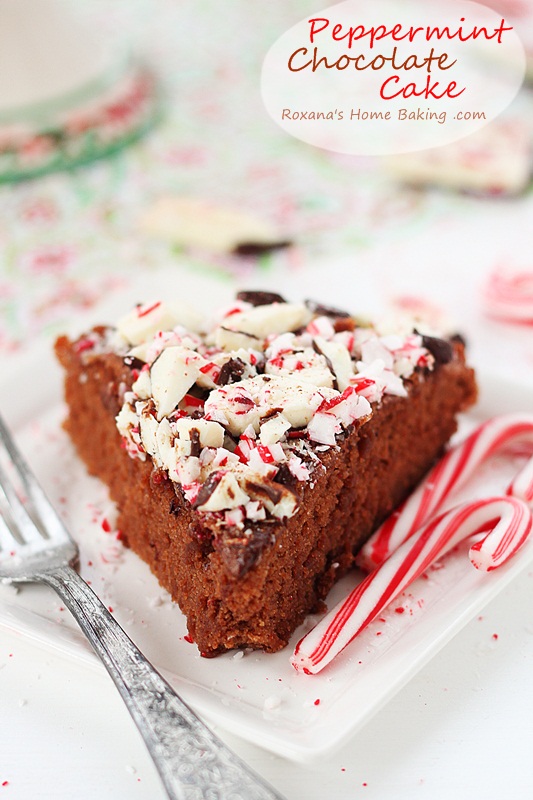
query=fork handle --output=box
[39,565,285,800]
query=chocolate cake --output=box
[55,292,477,656]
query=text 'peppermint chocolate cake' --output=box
[55,291,477,655]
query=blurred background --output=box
[0,0,531,388]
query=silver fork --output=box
[0,413,286,800]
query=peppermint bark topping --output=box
[106,293,448,531]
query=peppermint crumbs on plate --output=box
[292,414,533,674]
[55,291,477,655]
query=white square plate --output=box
[1,269,532,762]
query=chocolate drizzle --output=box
[236,290,287,306]
[312,339,338,390]
[192,472,223,508]
[246,480,283,506]
[305,299,351,318]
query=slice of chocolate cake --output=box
[55,292,477,655]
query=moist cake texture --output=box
[55,291,477,655]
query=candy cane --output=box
[357,414,533,572]
[292,496,532,675]
[483,270,533,326]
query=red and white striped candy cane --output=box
[483,270,533,326]
[292,496,532,675]
[358,414,533,572]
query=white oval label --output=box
[261,0,525,155]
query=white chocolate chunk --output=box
[197,473,250,512]
[137,402,160,458]
[384,119,532,196]
[175,457,201,485]
[360,338,394,369]
[214,327,263,353]
[334,392,372,427]
[132,368,152,399]
[245,500,266,521]
[265,347,333,388]
[307,412,341,446]
[117,302,181,346]
[259,413,292,445]
[247,448,279,477]
[127,343,149,362]
[172,418,225,448]
[355,359,408,398]
[204,384,261,436]
[204,375,338,436]
[314,336,354,391]
[155,418,179,474]
[254,377,337,429]
[150,346,201,420]
[141,195,280,253]
[217,303,310,342]
[116,402,137,439]
[245,481,298,519]
[271,491,298,519]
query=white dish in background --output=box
[1,275,533,762]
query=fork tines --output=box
[0,413,71,554]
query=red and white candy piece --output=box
[358,413,533,572]
[292,496,532,674]
[483,269,533,326]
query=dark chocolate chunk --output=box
[189,428,201,457]
[305,299,351,318]
[169,497,181,516]
[274,463,298,491]
[188,521,215,556]
[419,333,454,365]
[215,524,275,577]
[260,407,284,422]
[217,357,247,386]
[192,472,223,508]
[123,354,146,370]
[236,290,287,306]
[233,241,291,257]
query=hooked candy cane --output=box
[483,270,533,326]
[358,414,533,572]
[292,496,532,675]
